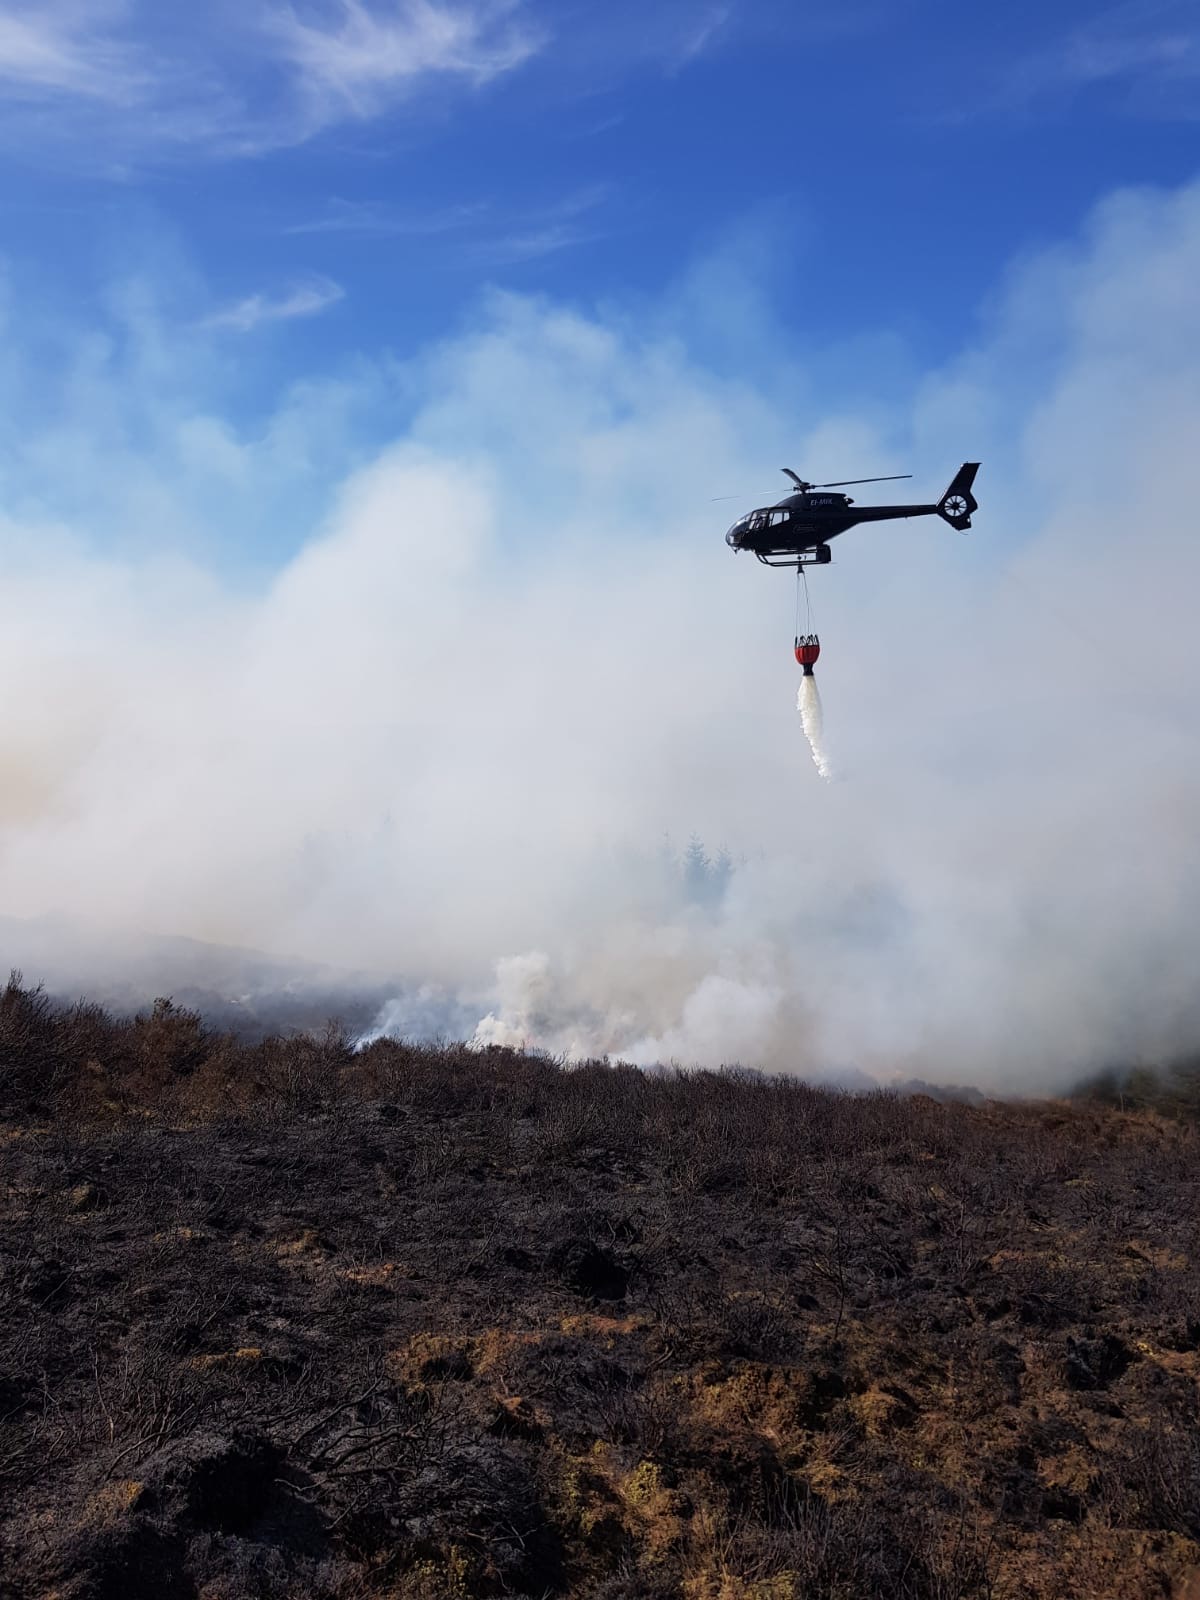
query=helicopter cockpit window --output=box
[769,509,790,526]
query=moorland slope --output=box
[3,979,1199,1599]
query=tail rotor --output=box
[937,463,980,530]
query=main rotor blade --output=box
[816,474,913,487]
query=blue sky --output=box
[2,0,1198,418]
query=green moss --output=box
[743,1577,799,1600]
[624,1459,664,1508]
[407,1546,471,1598]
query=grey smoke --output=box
[1,182,1199,1092]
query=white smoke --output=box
[354,982,471,1049]
[470,952,555,1051]
[797,674,833,781]
[3,181,1200,1092]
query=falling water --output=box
[797,674,833,780]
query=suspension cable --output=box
[795,565,814,639]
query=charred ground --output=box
[3,978,1200,1599]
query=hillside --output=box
[3,979,1200,1600]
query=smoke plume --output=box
[2,182,1200,1092]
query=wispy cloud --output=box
[479,221,595,264]
[284,184,610,264]
[995,0,1200,117]
[204,276,345,333]
[0,2,147,103]
[0,0,545,166]
[284,196,491,237]
[672,4,731,69]
[541,0,861,85]
[270,0,545,123]
[478,188,609,263]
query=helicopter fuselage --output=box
[727,492,942,564]
[725,464,979,568]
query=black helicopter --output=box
[725,463,980,567]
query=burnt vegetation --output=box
[3,973,1200,1599]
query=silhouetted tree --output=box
[683,835,710,901]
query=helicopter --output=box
[724,462,980,567]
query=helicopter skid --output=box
[754,546,832,568]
